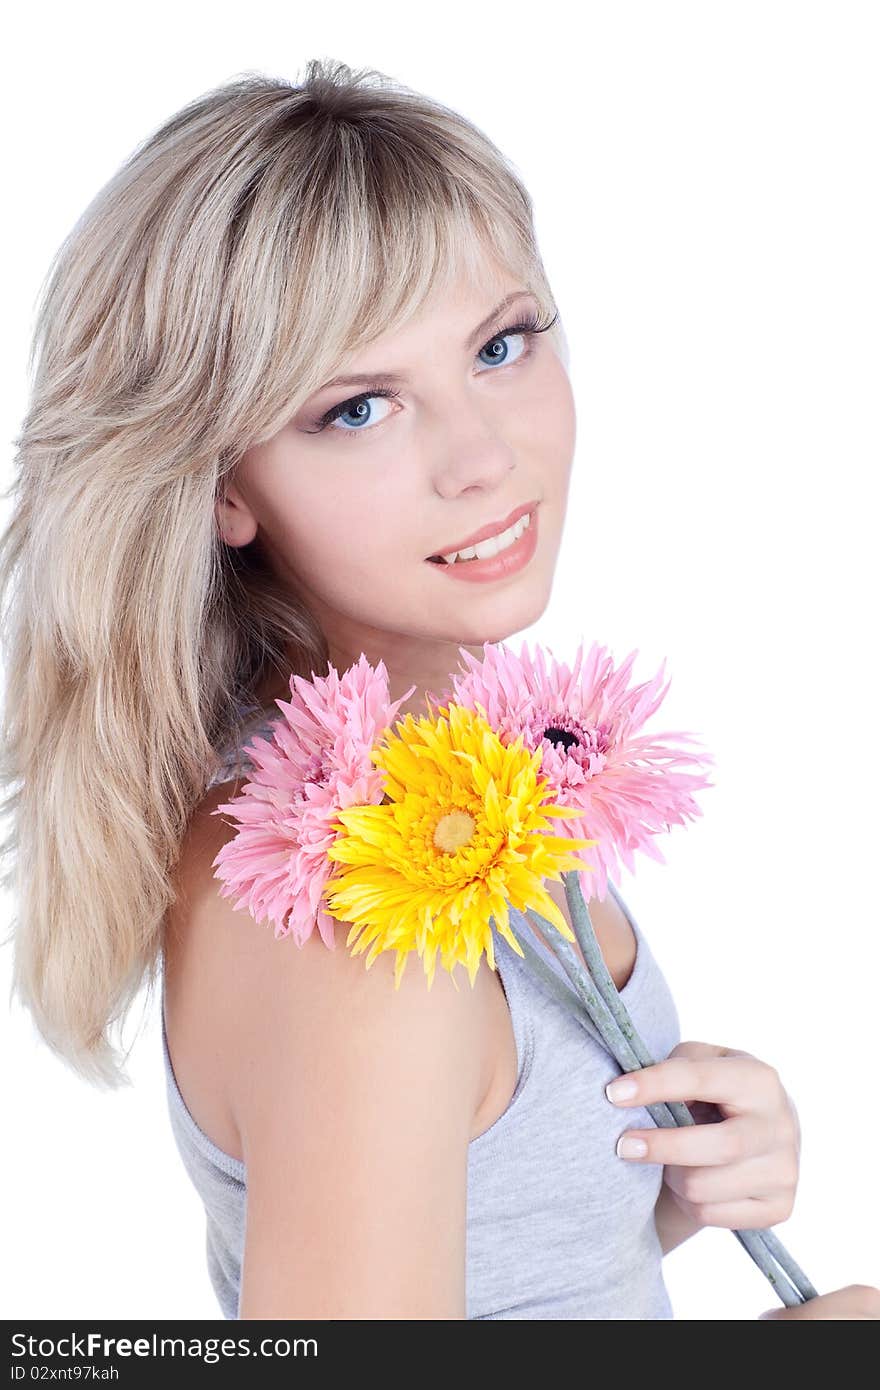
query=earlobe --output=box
[215,493,259,547]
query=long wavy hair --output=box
[0,59,567,1087]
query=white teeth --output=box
[440,511,531,564]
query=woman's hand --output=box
[759,1284,880,1319]
[606,1040,800,1231]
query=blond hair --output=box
[0,59,566,1087]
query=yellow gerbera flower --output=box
[322,703,597,988]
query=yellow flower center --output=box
[433,810,476,853]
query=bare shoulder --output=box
[164,777,260,1006]
[165,776,493,1117]
[164,775,286,1016]
[163,776,264,1157]
[165,776,494,1317]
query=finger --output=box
[662,1150,797,1205]
[669,1040,752,1062]
[759,1307,867,1320]
[605,1055,780,1116]
[674,1194,789,1230]
[761,1284,880,1319]
[615,1114,766,1166]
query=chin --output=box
[478,593,553,647]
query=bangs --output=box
[327,191,553,358]
[246,122,560,431]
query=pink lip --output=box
[427,499,539,559]
[428,502,539,582]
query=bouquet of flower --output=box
[211,639,817,1309]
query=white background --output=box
[1,0,877,1322]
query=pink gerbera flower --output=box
[210,656,416,948]
[431,639,715,902]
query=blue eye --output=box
[310,388,402,436]
[305,308,559,440]
[476,327,529,369]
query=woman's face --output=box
[218,255,576,710]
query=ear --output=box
[215,483,259,548]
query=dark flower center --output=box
[543,725,580,754]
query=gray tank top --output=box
[161,713,682,1319]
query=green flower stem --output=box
[523,909,680,1132]
[733,1231,805,1307]
[756,1228,819,1302]
[561,873,693,1128]
[512,931,608,1048]
[553,873,816,1308]
[522,906,800,1306]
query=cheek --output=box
[526,354,576,465]
[276,491,408,587]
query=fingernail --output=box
[606,1077,638,1103]
[616,1134,648,1159]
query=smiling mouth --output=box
[426,506,536,565]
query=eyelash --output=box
[305,307,559,438]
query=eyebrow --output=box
[314,289,537,393]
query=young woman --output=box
[3,59,877,1322]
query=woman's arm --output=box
[654,1178,704,1255]
[223,902,486,1318]
[171,789,490,1319]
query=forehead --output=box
[345,220,534,334]
[405,242,530,318]
[384,263,529,333]
[317,282,537,393]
